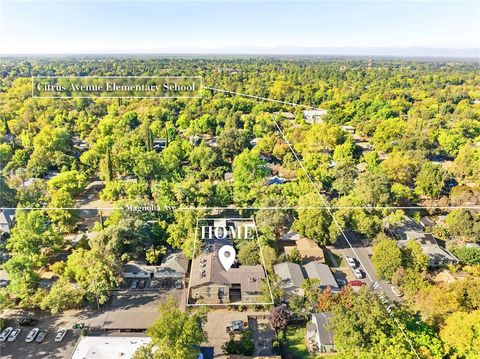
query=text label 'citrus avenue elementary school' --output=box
[32,76,202,98]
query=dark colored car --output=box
[348,280,366,287]
[19,318,38,327]
[35,330,48,343]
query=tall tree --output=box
[133,297,207,359]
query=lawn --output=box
[281,324,312,359]
[324,249,346,268]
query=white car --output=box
[345,256,357,268]
[7,328,21,342]
[25,328,40,343]
[0,327,13,342]
[353,268,364,279]
[54,328,67,342]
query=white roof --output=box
[71,336,151,359]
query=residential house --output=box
[189,135,202,146]
[122,252,188,280]
[303,110,328,124]
[284,237,324,263]
[302,262,339,291]
[152,138,167,152]
[387,216,458,268]
[273,262,305,296]
[266,175,285,186]
[341,125,356,134]
[0,209,15,236]
[189,241,266,304]
[273,111,296,122]
[281,231,300,242]
[274,261,339,296]
[307,312,335,353]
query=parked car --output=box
[7,328,21,342]
[54,328,67,342]
[345,256,357,268]
[353,268,365,279]
[87,193,95,200]
[138,280,146,289]
[19,318,38,326]
[72,323,85,330]
[0,327,13,342]
[226,320,245,333]
[391,286,403,297]
[25,328,40,342]
[175,281,183,289]
[336,278,347,286]
[36,330,48,343]
[348,280,365,287]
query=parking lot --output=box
[118,277,183,291]
[0,318,79,359]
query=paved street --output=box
[332,231,402,302]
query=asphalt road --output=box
[334,231,402,302]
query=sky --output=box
[0,1,479,56]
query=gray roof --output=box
[122,252,188,277]
[303,262,338,289]
[312,312,334,346]
[273,262,304,289]
[190,246,265,294]
[0,209,15,230]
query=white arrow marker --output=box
[218,245,236,271]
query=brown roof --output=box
[285,237,324,262]
[190,247,265,293]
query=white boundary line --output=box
[205,86,320,109]
[3,206,480,211]
[270,114,421,358]
[186,217,274,307]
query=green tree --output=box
[293,193,338,245]
[372,235,403,281]
[39,277,85,314]
[48,189,79,233]
[352,172,392,207]
[237,240,260,265]
[64,247,121,309]
[402,239,429,272]
[440,310,480,359]
[288,247,302,264]
[218,127,248,161]
[6,210,62,267]
[222,330,255,356]
[134,297,207,359]
[232,149,267,205]
[415,163,446,199]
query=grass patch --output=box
[281,324,311,359]
[324,249,345,268]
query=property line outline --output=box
[3,205,480,211]
[186,217,274,307]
